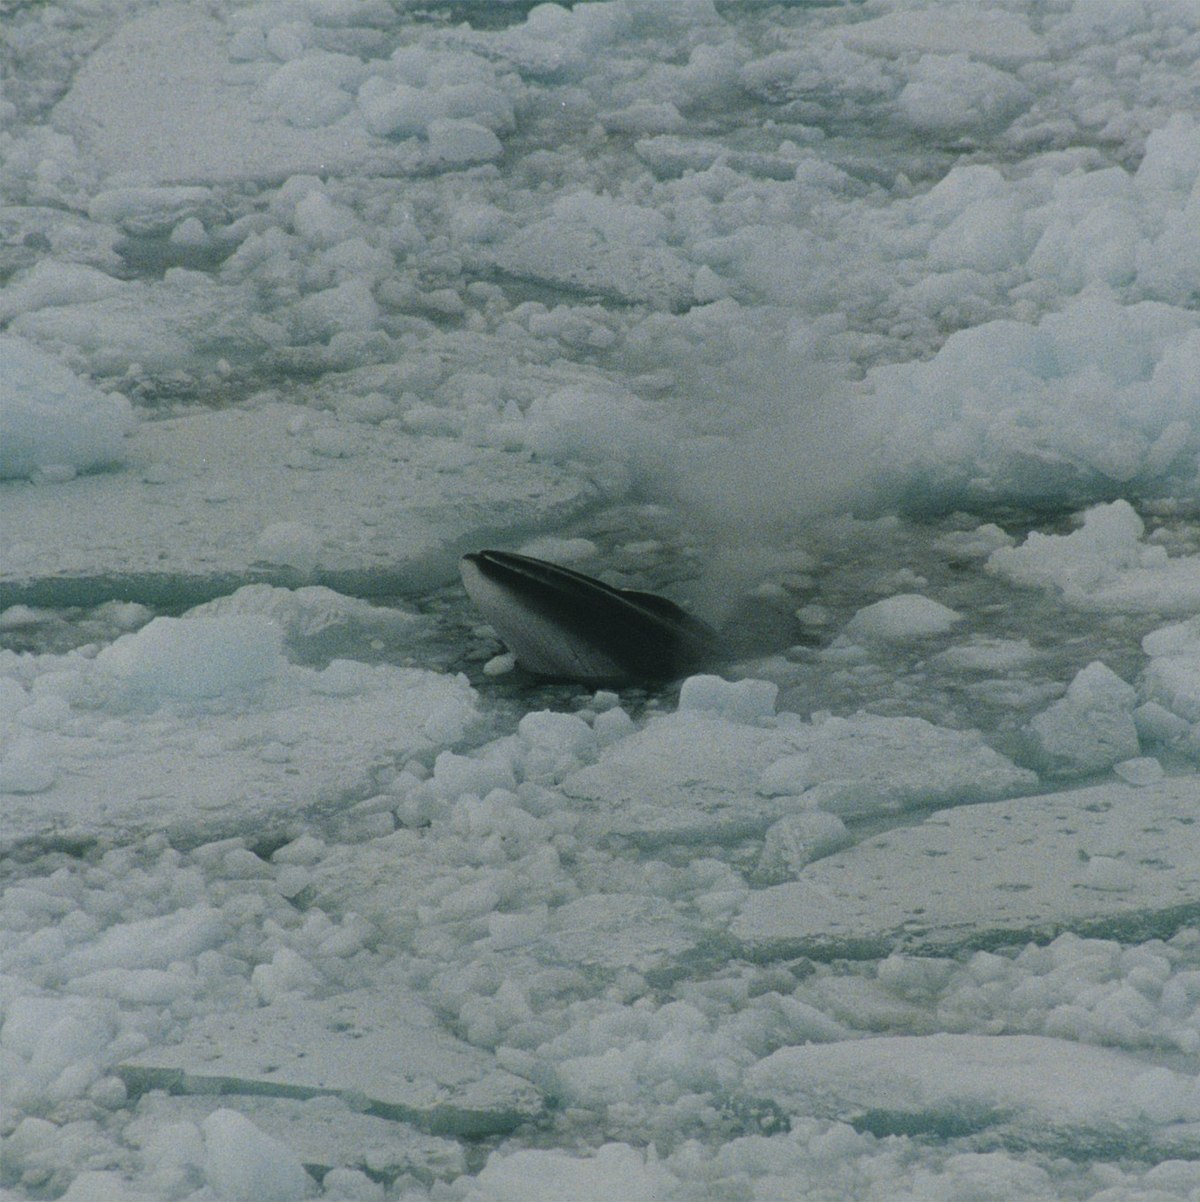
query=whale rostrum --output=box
[459,550,719,684]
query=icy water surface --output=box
[6,1,1200,1200]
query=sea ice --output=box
[492,197,696,311]
[734,777,1200,959]
[1029,660,1141,775]
[130,1093,467,1190]
[6,1,1200,1198]
[1,402,595,607]
[201,1109,310,1202]
[744,1033,1200,1153]
[51,7,413,185]
[989,499,1200,614]
[842,593,964,641]
[862,297,1200,508]
[0,335,133,480]
[0,614,479,853]
[120,987,541,1138]
[834,6,1046,65]
[561,690,1035,843]
[1140,617,1200,750]
[461,1142,678,1202]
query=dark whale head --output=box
[460,549,718,684]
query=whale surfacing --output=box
[459,550,718,684]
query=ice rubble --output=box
[5,0,1200,1199]
[4,646,1200,1194]
[989,499,1200,615]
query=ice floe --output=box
[6,1,1200,1199]
[734,777,1200,959]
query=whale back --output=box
[460,550,718,684]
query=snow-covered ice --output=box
[744,1033,1200,1154]
[1,400,595,607]
[5,2,1200,1200]
[119,987,542,1136]
[0,336,133,481]
[733,777,1200,959]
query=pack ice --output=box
[5,2,1200,1200]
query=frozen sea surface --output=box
[4,2,1200,1199]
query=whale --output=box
[459,549,719,684]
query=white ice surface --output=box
[0,335,133,480]
[2,400,595,605]
[129,1093,467,1187]
[1142,617,1200,749]
[562,703,1035,839]
[745,1033,1200,1154]
[733,777,1200,959]
[51,6,417,185]
[1,613,479,852]
[842,593,964,641]
[6,1,1200,1200]
[989,499,1200,614]
[119,986,541,1137]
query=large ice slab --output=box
[833,8,1046,66]
[0,401,595,608]
[562,712,794,846]
[733,778,1200,959]
[52,7,408,186]
[744,1033,1200,1155]
[0,649,478,856]
[119,986,541,1138]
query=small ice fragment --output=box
[593,706,634,746]
[425,118,503,166]
[484,652,517,676]
[844,594,963,640]
[1113,757,1165,786]
[678,675,778,723]
[1,335,134,479]
[272,834,326,866]
[0,740,55,793]
[201,1109,309,1202]
[1133,702,1191,744]
[17,694,71,731]
[0,605,41,629]
[760,811,850,880]
[796,604,832,627]
[758,754,812,796]
[276,865,311,899]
